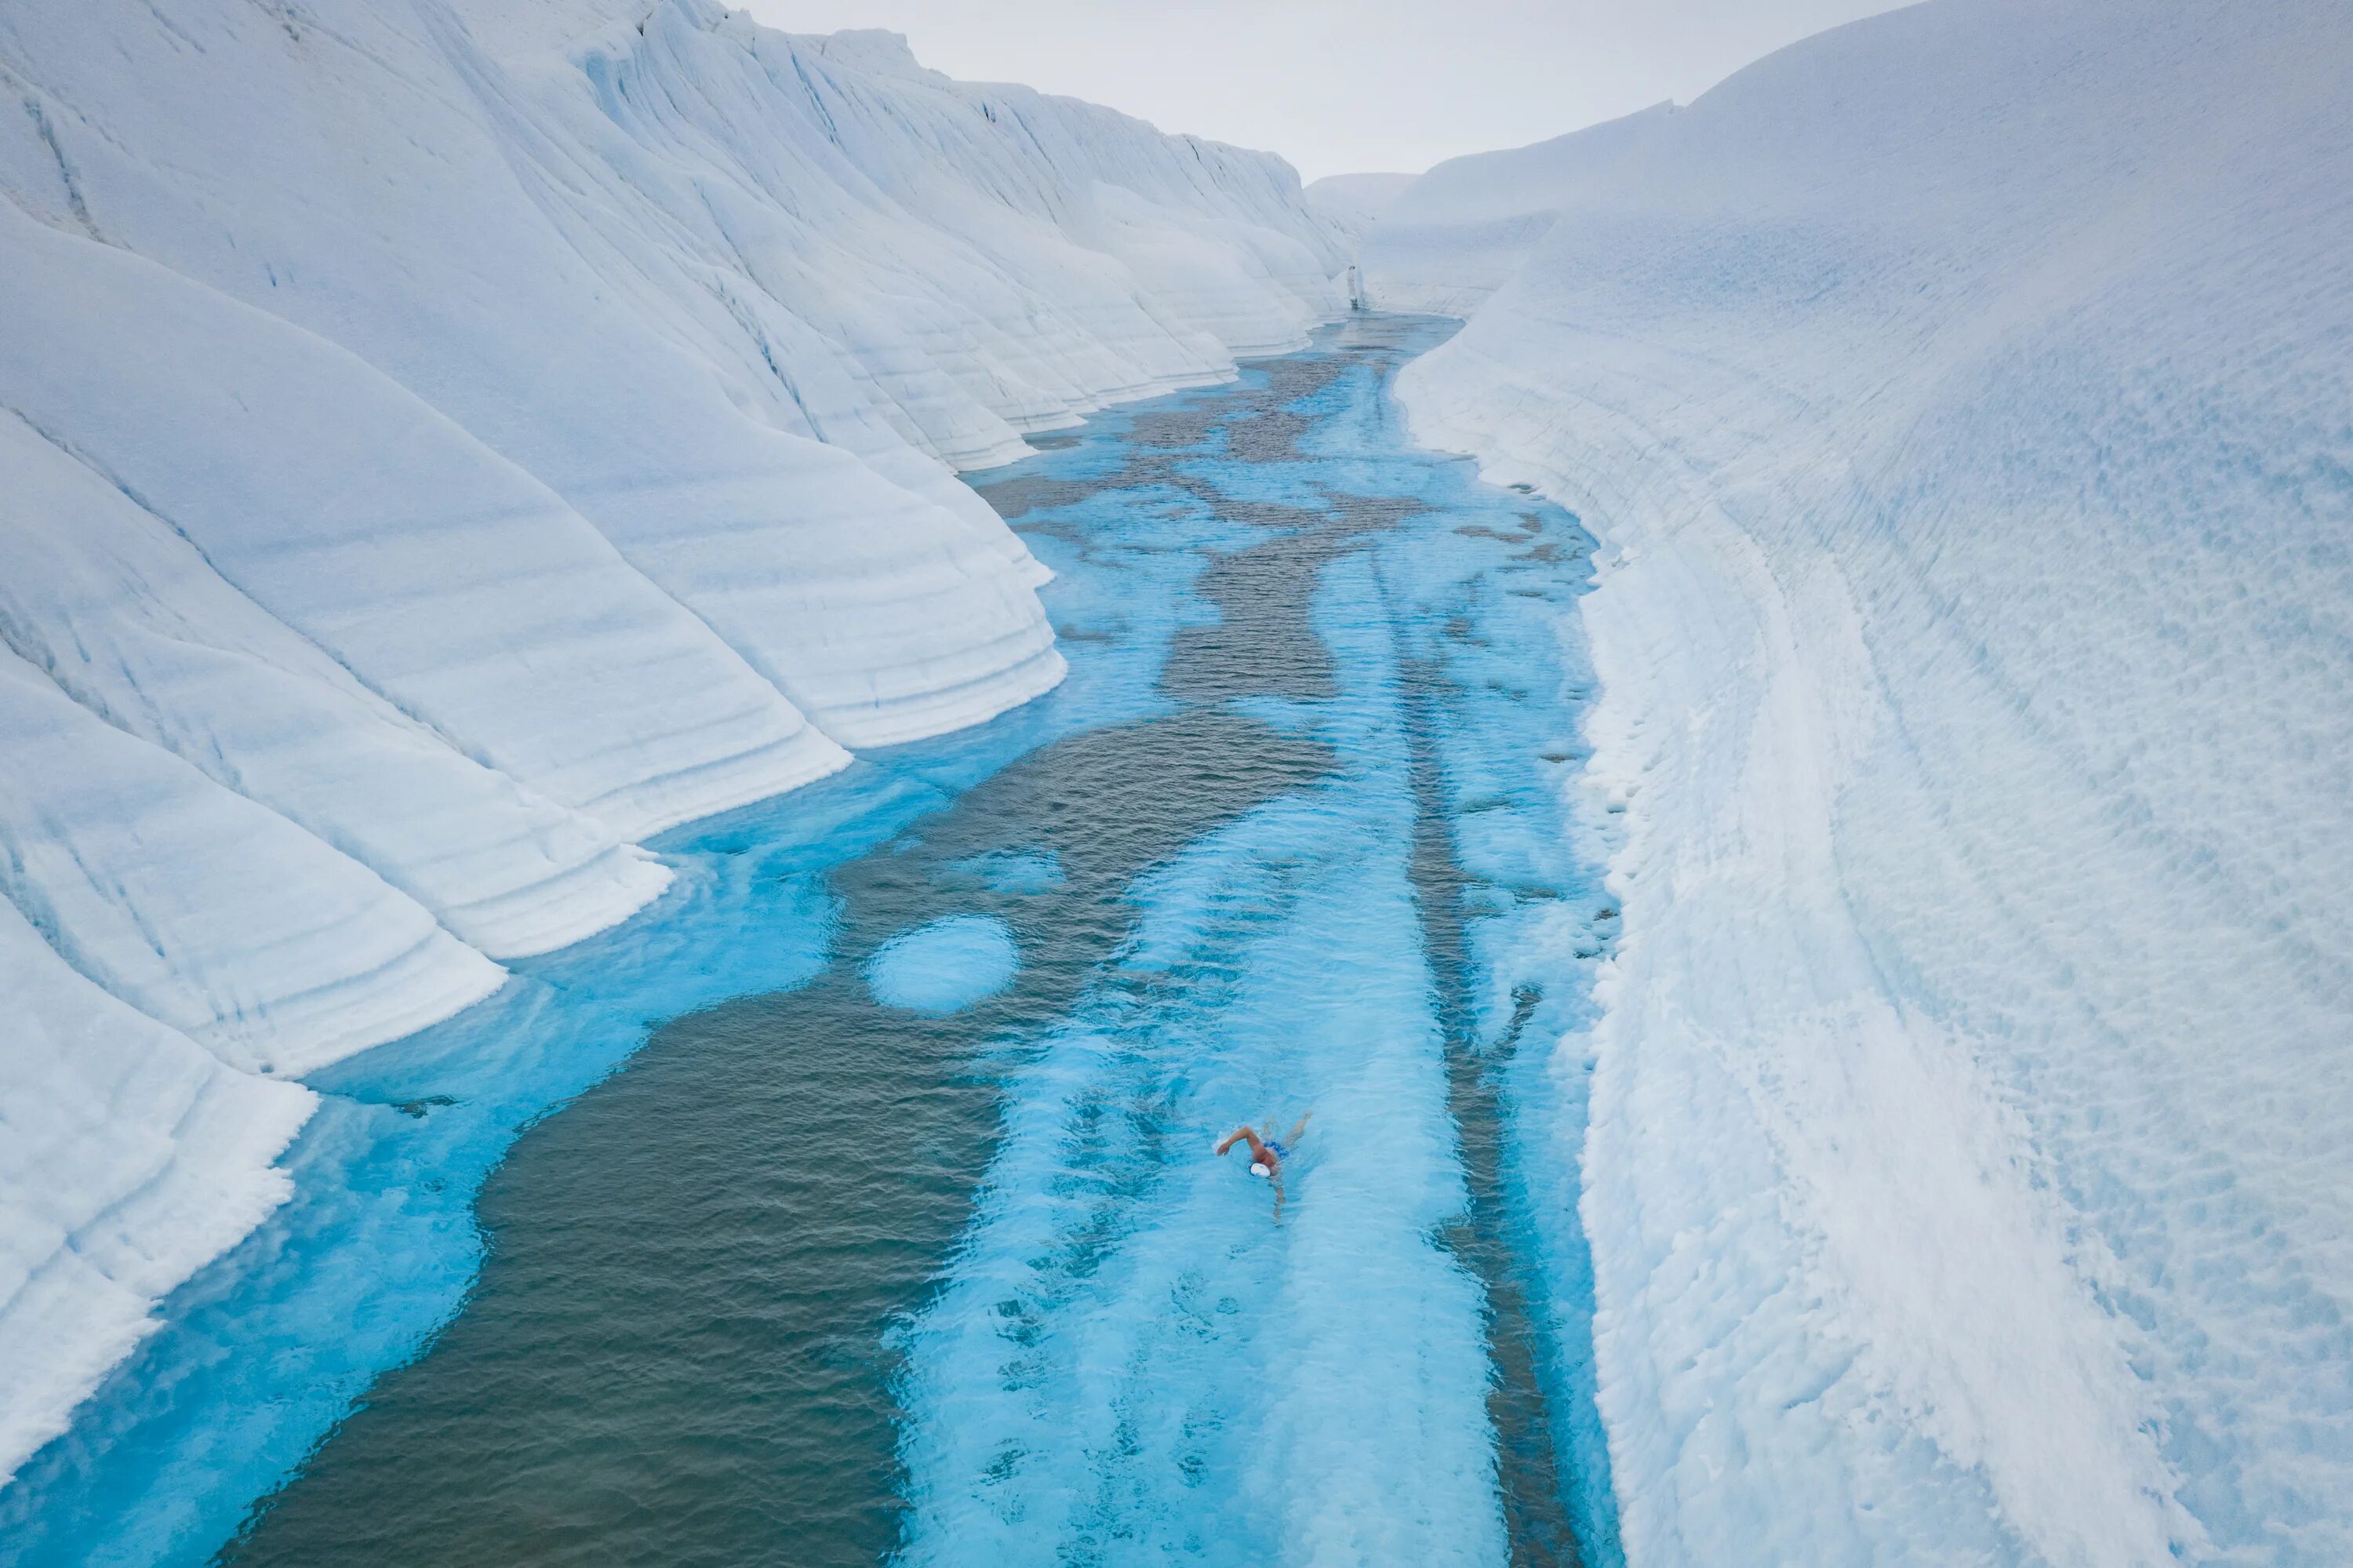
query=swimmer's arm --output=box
[1213,1129,1247,1157]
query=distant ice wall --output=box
[0,0,1343,1482]
[1303,171,1418,252]
[1366,1,2353,1563]
[1356,106,1671,318]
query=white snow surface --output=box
[1303,170,1418,248]
[0,0,1343,1483]
[1367,0,2353,1563]
[0,899,315,1490]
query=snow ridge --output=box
[0,0,1343,1483]
[1366,0,2353,1562]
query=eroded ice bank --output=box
[1363,0,2353,1562]
[0,0,1345,1482]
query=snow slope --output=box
[1365,1,2353,1563]
[0,0,1342,1484]
[1304,170,1418,248]
[1358,107,1671,318]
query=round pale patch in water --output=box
[864,914,1020,1015]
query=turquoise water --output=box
[0,316,1621,1566]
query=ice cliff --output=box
[0,0,1343,1481]
[1366,0,2352,1563]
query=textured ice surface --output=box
[0,0,1344,1487]
[1366,0,2353,1561]
[0,900,314,1491]
[866,915,1021,1015]
[0,647,506,1078]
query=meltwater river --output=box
[3,316,1623,1567]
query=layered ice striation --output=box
[0,900,315,1486]
[0,0,1344,1484]
[1365,0,2353,1562]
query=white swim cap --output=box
[1250,1162,1271,1178]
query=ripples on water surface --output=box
[2,317,1624,1567]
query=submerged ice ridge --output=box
[0,0,1344,1487]
[866,915,1020,1015]
[1366,0,2353,1561]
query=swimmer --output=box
[1215,1112,1312,1216]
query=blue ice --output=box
[864,914,1020,1014]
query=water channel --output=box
[2,315,1623,1568]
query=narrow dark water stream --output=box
[1397,623,1583,1568]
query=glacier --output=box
[13,0,2349,1557]
[0,0,1345,1491]
[1303,170,1417,249]
[1363,0,2353,1563]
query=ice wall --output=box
[1303,171,1418,249]
[1365,1,2353,1562]
[0,0,1343,1483]
[1357,107,1671,318]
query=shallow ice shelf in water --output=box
[5,318,1620,1568]
[866,915,1021,1013]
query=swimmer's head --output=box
[1250,1162,1271,1178]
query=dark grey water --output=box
[226,709,1329,1567]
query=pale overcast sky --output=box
[743,0,1909,182]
